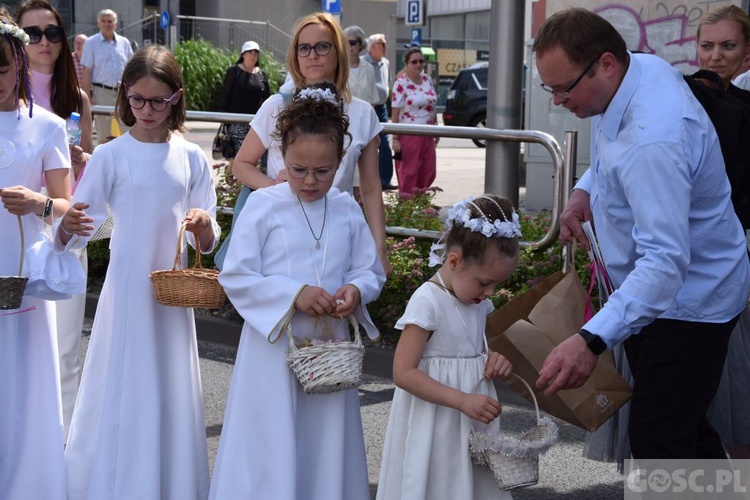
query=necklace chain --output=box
[297,195,327,250]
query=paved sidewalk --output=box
[77,320,625,499]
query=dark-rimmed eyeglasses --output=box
[287,166,337,181]
[23,25,64,44]
[540,57,599,98]
[409,58,426,65]
[126,90,179,112]
[296,42,333,58]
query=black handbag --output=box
[212,124,236,160]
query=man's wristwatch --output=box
[578,328,607,355]
[38,197,53,218]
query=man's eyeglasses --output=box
[296,42,333,58]
[409,58,426,65]
[23,25,64,44]
[540,57,599,98]
[287,166,337,181]
[126,90,180,112]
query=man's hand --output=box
[559,189,593,250]
[536,334,598,396]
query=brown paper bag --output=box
[487,271,631,432]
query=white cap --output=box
[241,41,260,55]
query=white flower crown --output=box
[447,196,522,239]
[428,195,522,267]
[0,21,30,45]
[295,87,338,105]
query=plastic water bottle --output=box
[67,112,81,146]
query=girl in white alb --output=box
[210,83,386,500]
[56,46,218,500]
[377,195,521,500]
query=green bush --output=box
[174,39,285,112]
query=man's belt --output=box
[92,82,118,91]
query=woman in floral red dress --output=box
[391,47,438,197]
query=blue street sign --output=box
[411,28,422,45]
[160,11,170,30]
[406,0,423,26]
[322,0,341,15]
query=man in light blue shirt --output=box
[81,9,133,143]
[533,8,749,459]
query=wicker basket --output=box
[469,375,558,491]
[149,221,226,309]
[286,315,364,394]
[0,216,29,310]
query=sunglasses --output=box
[23,25,65,44]
[409,58,426,65]
[348,40,359,47]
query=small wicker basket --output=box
[286,315,364,395]
[149,221,226,309]
[469,375,558,491]
[0,216,29,310]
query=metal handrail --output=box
[90,107,567,251]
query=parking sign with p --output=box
[406,0,423,26]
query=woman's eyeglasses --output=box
[287,166,336,181]
[126,90,179,112]
[23,25,64,44]
[409,58,426,65]
[296,42,333,58]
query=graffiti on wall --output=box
[550,1,740,72]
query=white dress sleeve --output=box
[395,284,438,332]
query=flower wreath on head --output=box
[428,195,522,267]
[0,21,30,45]
[295,87,339,105]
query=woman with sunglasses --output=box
[229,12,391,275]
[16,0,93,446]
[391,47,438,197]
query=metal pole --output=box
[562,130,578,272]
[485,0,525,207]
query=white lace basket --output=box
[286,316,364,394]
[469,375,558,490]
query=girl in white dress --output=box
[226,12,390,275]
[377,195,520,500]
[0,12,75,500]
[56,45,218,500]
[210,83,386,500]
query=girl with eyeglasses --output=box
[391,47,439,197]
[226,12,391,276]
[57,45,218,500]
[16,0,94,445]
[0,7,78,500]
[210,82,385,500]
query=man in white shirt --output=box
[364,34,395,190]
[81,9,133,143]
